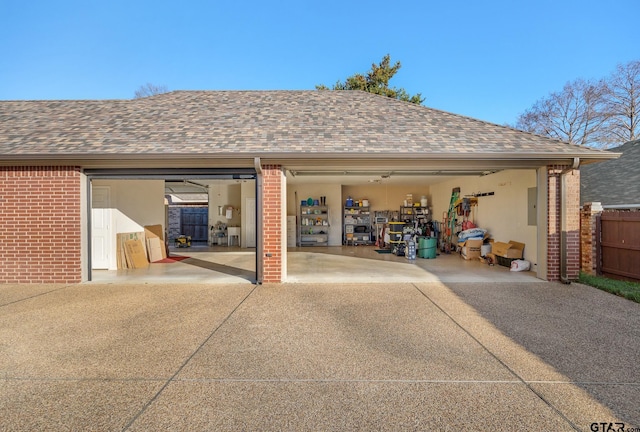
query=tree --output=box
[134,83,169,99]
[316,54,424,104]
[515,79,607,147]
[514,59,639,148]
[600,60,640,145]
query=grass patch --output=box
[578,272,640,303]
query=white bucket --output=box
[362,199,369,207]
[420,196,428,207]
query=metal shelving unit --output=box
[298,205,330,246]
[399,206,431,227]
[343,206,372,245]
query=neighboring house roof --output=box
[580,139,640,206]
[0,90,616,166]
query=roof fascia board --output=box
[0,157,256,169]
[267,158,594,171]
[84,167,256,179]
[0,151,619,169]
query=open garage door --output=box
[283,165,545,283]
[85,168,258,284]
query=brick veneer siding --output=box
[580,202,603,276]
[0,167,82,283]
[261,165,284,282]
[547,166,581,281]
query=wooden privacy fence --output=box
[596,210,640,282]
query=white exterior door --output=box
[91,186,112,269]
[245,198,256,248]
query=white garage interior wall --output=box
[91,179,166,270]
[430,169,539,267]
[241,180,256,248]
[206,179,256,248]
[208,182,241,229]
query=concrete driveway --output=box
[0,281,638,431]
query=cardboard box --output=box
[491,240,525,259]
[460,238,483,260]
[124,239,149,269]
[116,232,146,269]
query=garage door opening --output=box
[284,166,544,282]
[86,169,257,284]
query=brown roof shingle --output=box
[0,90,616,159]
[581,139,640,205]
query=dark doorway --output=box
[180,207,209,243]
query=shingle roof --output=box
[0,90,615,159]
[580,139,640,205]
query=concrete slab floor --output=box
[90,245,540,284]
[0,281,637,430]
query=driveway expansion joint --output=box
[121,284,259,431]
[0,284,75,308]
[411,283,582,432]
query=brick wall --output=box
[167,207,182,241]
[580,202,603,276]
[261,165,284,282]
[547,167,560,280]
[547,166,580,281]
[564,169,581,280]
[0,167,82,283]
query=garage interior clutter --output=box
[294,188,527,271]
[105,173,532,274]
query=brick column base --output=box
[261,165,285,282]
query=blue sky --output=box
[1,0,637,125]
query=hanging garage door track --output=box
[0,281,637,430]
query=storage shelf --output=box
[400,206,431,225]
[344,205,372,245]
[298,205,330,247]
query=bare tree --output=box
[599,60,640,146]
[515,79,607,147]
[134,83,169,99]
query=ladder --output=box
[442,187,460,253]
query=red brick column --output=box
[261,164,285,282]
[547,167,561,280]
[564,168,581,280]
[580,202,603,276]
[547,166,580,281]
[0,167,82,283]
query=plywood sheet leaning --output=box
[144,225,167,259]
[146,237,165,262]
